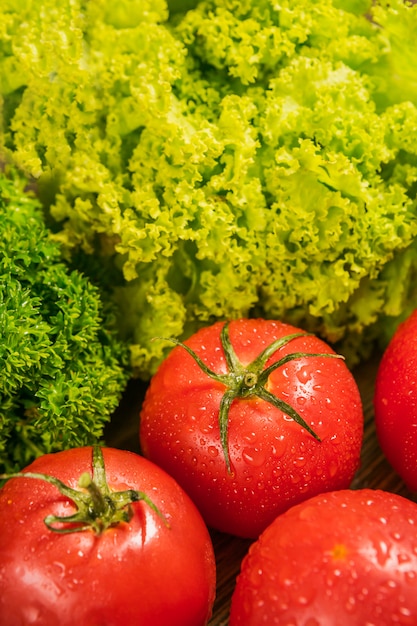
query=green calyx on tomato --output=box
[160,322,344,473]
[0,445,168,534]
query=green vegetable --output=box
[1,0,417,378]
[0,170,129,473]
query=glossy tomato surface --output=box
[0,447,216,626]
[140,319,364,538]
[229,488,417,625]
[374,309,417,491]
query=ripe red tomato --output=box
[139,318,364,538]
[229,488,417,625]
[374,309,417,491]
[0,446,216,626]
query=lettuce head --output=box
[1,0,417,377]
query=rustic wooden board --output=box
[105,353,416,625]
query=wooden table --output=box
[105,353,415,625]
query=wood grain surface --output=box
[105,352,416,626]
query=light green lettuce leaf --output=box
[1,0,417,377]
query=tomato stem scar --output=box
[158,322,344,473]
[0,446,169,534]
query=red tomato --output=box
[139,319,364,538]
[229,488,417,625]
[374,309,417,491]
[0,446,216,626]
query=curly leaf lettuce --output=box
[1,0,417,377]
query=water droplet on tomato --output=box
[200,423,214,434]
[405,570,417,583]
[297,396,307,406]
[242,431,257,443]
[330,433,342,445]
[357,586,370,601]
[247,566,263,589]
[267,588,279,604]
[390,530,402,541]
[296,365,314,384]
[328,459,338,477]
[293,456,306,468]
[397,606,414,622]
[345,596,357,614]
[242,446,266,467]
[52,561,66,577]
[397,552,412,565]
[208,446,219,457]
[23,605,42,624]
[287,582,316,609]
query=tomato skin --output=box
[374,309,417,491]
[0,447,216,626]
[139,319,364,538]
[229,488,417,626]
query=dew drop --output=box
[345,596,357,614]
[328,460,338,477]
[296,365,313,384]
[52,561,66,577]
[405,570,417,583]
[248,566,263,589]
[374,539,390,566]
[293,456,306,468]
[289,582,316,608]
[242,446,266,467]
[243,431,257,443]
[385,579,397,589]
[23,605,42,624]
[357,586,369,601]
[267,589,279,603]
[397,552,412,565]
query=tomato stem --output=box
[0,446,169,534]
[158,322,344,473]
